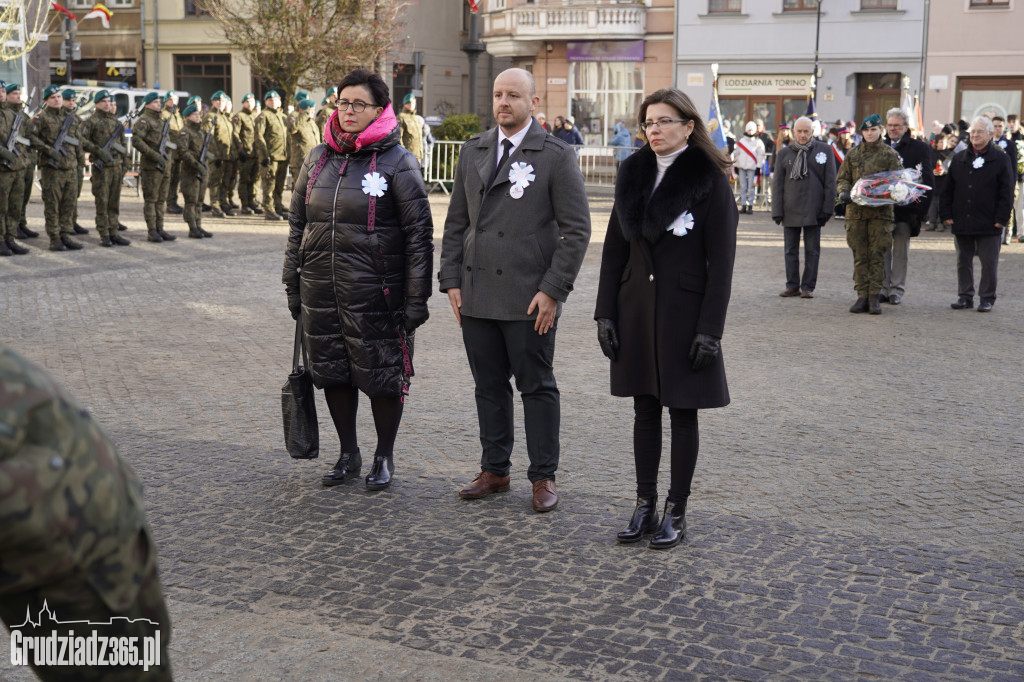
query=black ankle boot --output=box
[617,496,660,543]
[365,454,394,491]
[649,500,686,549]
[321,450,362,487]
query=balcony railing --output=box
[485,4,646,40]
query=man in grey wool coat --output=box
[439,68,591,513]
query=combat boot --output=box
[197,220,213,238]
[157,228,177,241]
[0,239,12,256]
[849,297,869,314]
[147,227,163,243]
[240,205,253,215]
[60,235,84,250]
[229,199,240,209]
[109,232,131,246]
[249,203,263,215]
[73,222,88,234]
[221,203,237,217]
[17,225,39,239]
[99,234,113,247]
[868,295,882,315]
[264,209,281,221]
[49,236,67,251]
[118,222,128,231]
[4,237,29,255]
[166,202,184,214]
[186,216,203,238]
[211,206,226,218]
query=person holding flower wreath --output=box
[594,88,737,549]
[282,68,434,492]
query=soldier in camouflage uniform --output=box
[284,91,306,190]
[79,91,131,247]
[162,91,184,215]
[132,92,177,243]
[221,96,240,210]
[4,83,41,240]
[836,113,903,315]
[28,85,84,252]
[177,103,212,239]
[0,83,30,255]
[315,85,338,138]
[255,90,289,220]
[62,89,89,235]
[202,91,235,217]
[0,342,173,682]
[233,93,261,215]
[289,98,321,188]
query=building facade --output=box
[1,0,51,97]
[47,0,142,87]
[923,0,1024,126]
[479,0,675,144]
[677,0,925,136]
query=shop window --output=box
[709,0,741,12]
[174,54,230,101]
[861,0,897,8]
[783,0,819,10]
[957,78,1024,122]
[570,61,644,146]
[184,0,209,17]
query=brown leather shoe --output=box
[531,479,558,513]
[458,471,510,499]
[779,287,800,297]
[799,289,814,298]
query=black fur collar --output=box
[615,144,718,242]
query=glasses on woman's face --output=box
[640,118,688,132]
[337,100,373,113]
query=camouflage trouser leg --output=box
[273,160,288,212]
[207,160,225,208]
[20,162,34,228]
[92,165,122,236]
[72,164,84,224]
[260,160,280,211]
[846,218,892,297]
[0,531,173,681]
[0,170,16,239]
[223,158,238,205]
[140,167,169,232]
[181,173,206,231]
[167,158,181,206]
[40,168,76,238]
[238,158,258,207]
[5,168,25,235]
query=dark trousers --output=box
[461,315,559,482]
[783,225,821,291]
[633,395,699,506]
[954,233,1001,303]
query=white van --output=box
[73,87,190,123]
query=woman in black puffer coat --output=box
[282,69,433,491]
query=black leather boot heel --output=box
[322,450,362,487]
[649,500,687,549]
[616,496,660,544]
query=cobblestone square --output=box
[2,188,1022,681]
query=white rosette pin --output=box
[972,156,985,169]
[889,183,909,204]
[667,211,695,238]
[508,161,535,199]
[361,172,388,197]
[815,151,827,165]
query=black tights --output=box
[323,386,404,458]
[633,395,699,506]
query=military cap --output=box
[326,86,338,96]
[298,98,315,110]
[402,93,416,105]
[43,84,62,99]
[211,90,227,101]
[294,91,308,101]
[5,82,20,94]
[61,88,76,100]
[142,91,162,105]
[860,113,883,130]
[187,95,202,106]
[778,123,790,130]
[93,89,110,104]
[264,90,279,101]
[836,127,849,134]
[182,103,199,117]
[164,90,177,101]
[241,92,255,103]
[321,97,328,106]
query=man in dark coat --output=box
[991,116,1018,244]
[880,108,934,305]
[772,115,836,298]
[440,68,591,513]
[940,116,1015,313]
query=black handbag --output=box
[281,318,319,459]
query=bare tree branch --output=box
[0,0,56,62]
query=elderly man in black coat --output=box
[880,108,935,305]
[940,116,1015,312]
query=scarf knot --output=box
[305,105,398,202]
[788,140,813,180]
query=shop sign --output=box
[718,74,812,96]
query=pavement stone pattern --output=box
[1,189,1023,681]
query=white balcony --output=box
[484,4,647,58]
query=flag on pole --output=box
[913,94,924,133]
[805,94,817,120]
[81,3,112,28]
[466,0,480,12]
[51,2,78,20]
[901,90,914,126]
[707,82,727,150]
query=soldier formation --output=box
[0,84,346,255]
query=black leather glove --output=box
[838,190,852,205]
[772,216,782,225]
[214,159,222,167]
[238,151,249,162]
[261,158,270,167]
[403,297,429,333]
[596,318,619,361]
[288,299,301,320]
[689,333,721,372]
[817,213,831,227]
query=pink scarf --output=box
[306,105,399,203]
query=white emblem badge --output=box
[508,162,535,190]
[667,211,695,237]
[509,184,524,199]
[973,156,985,169]
[998,139,1007,149]
[361,172,388,197]
[815,152,827,165]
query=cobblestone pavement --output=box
[2,188,1023,681]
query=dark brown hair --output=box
[337,68,390,108]
[638,88,731,174]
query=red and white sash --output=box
[736,139,758,163]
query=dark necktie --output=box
[489,139,513,188]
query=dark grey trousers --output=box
[461,316,560,482]
[954,233,1001,303]
[783,225,821,291]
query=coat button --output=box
[498,231,504,237]
[649,274,654,282]
[496,269,502,275]
[296,267,302,273]
[466,266,472,272]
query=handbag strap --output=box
[293,318,309,370]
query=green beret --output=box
[5,83,20,94]
[211,90,226,101]
[263,90,279,101]
[0,81,4,90]
[241,92,255,103]
[43,84,62,99]
[142,91,162,105]
[93,90,110,104]
[299,99,315,110]
[182,103,199,117]
[321,97,328,106]
[402,93,415,105]
[860,113,883,130]
[61,88,76,100]
[326,86,338,96]
[164,91,177,101]
[294,91,308,101]
[187,95,202,106]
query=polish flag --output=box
[51,2,78,20]
[81,3,112,28]
[466,0,480,12]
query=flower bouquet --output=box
[851,168,931,206]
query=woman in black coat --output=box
[282,69,433,491]
[595,88,737,549]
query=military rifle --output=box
[92,100,143,173]
[2,89,37,169]
[45,109,80,169]
[196,110,218,179]
[155,116,177,172]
